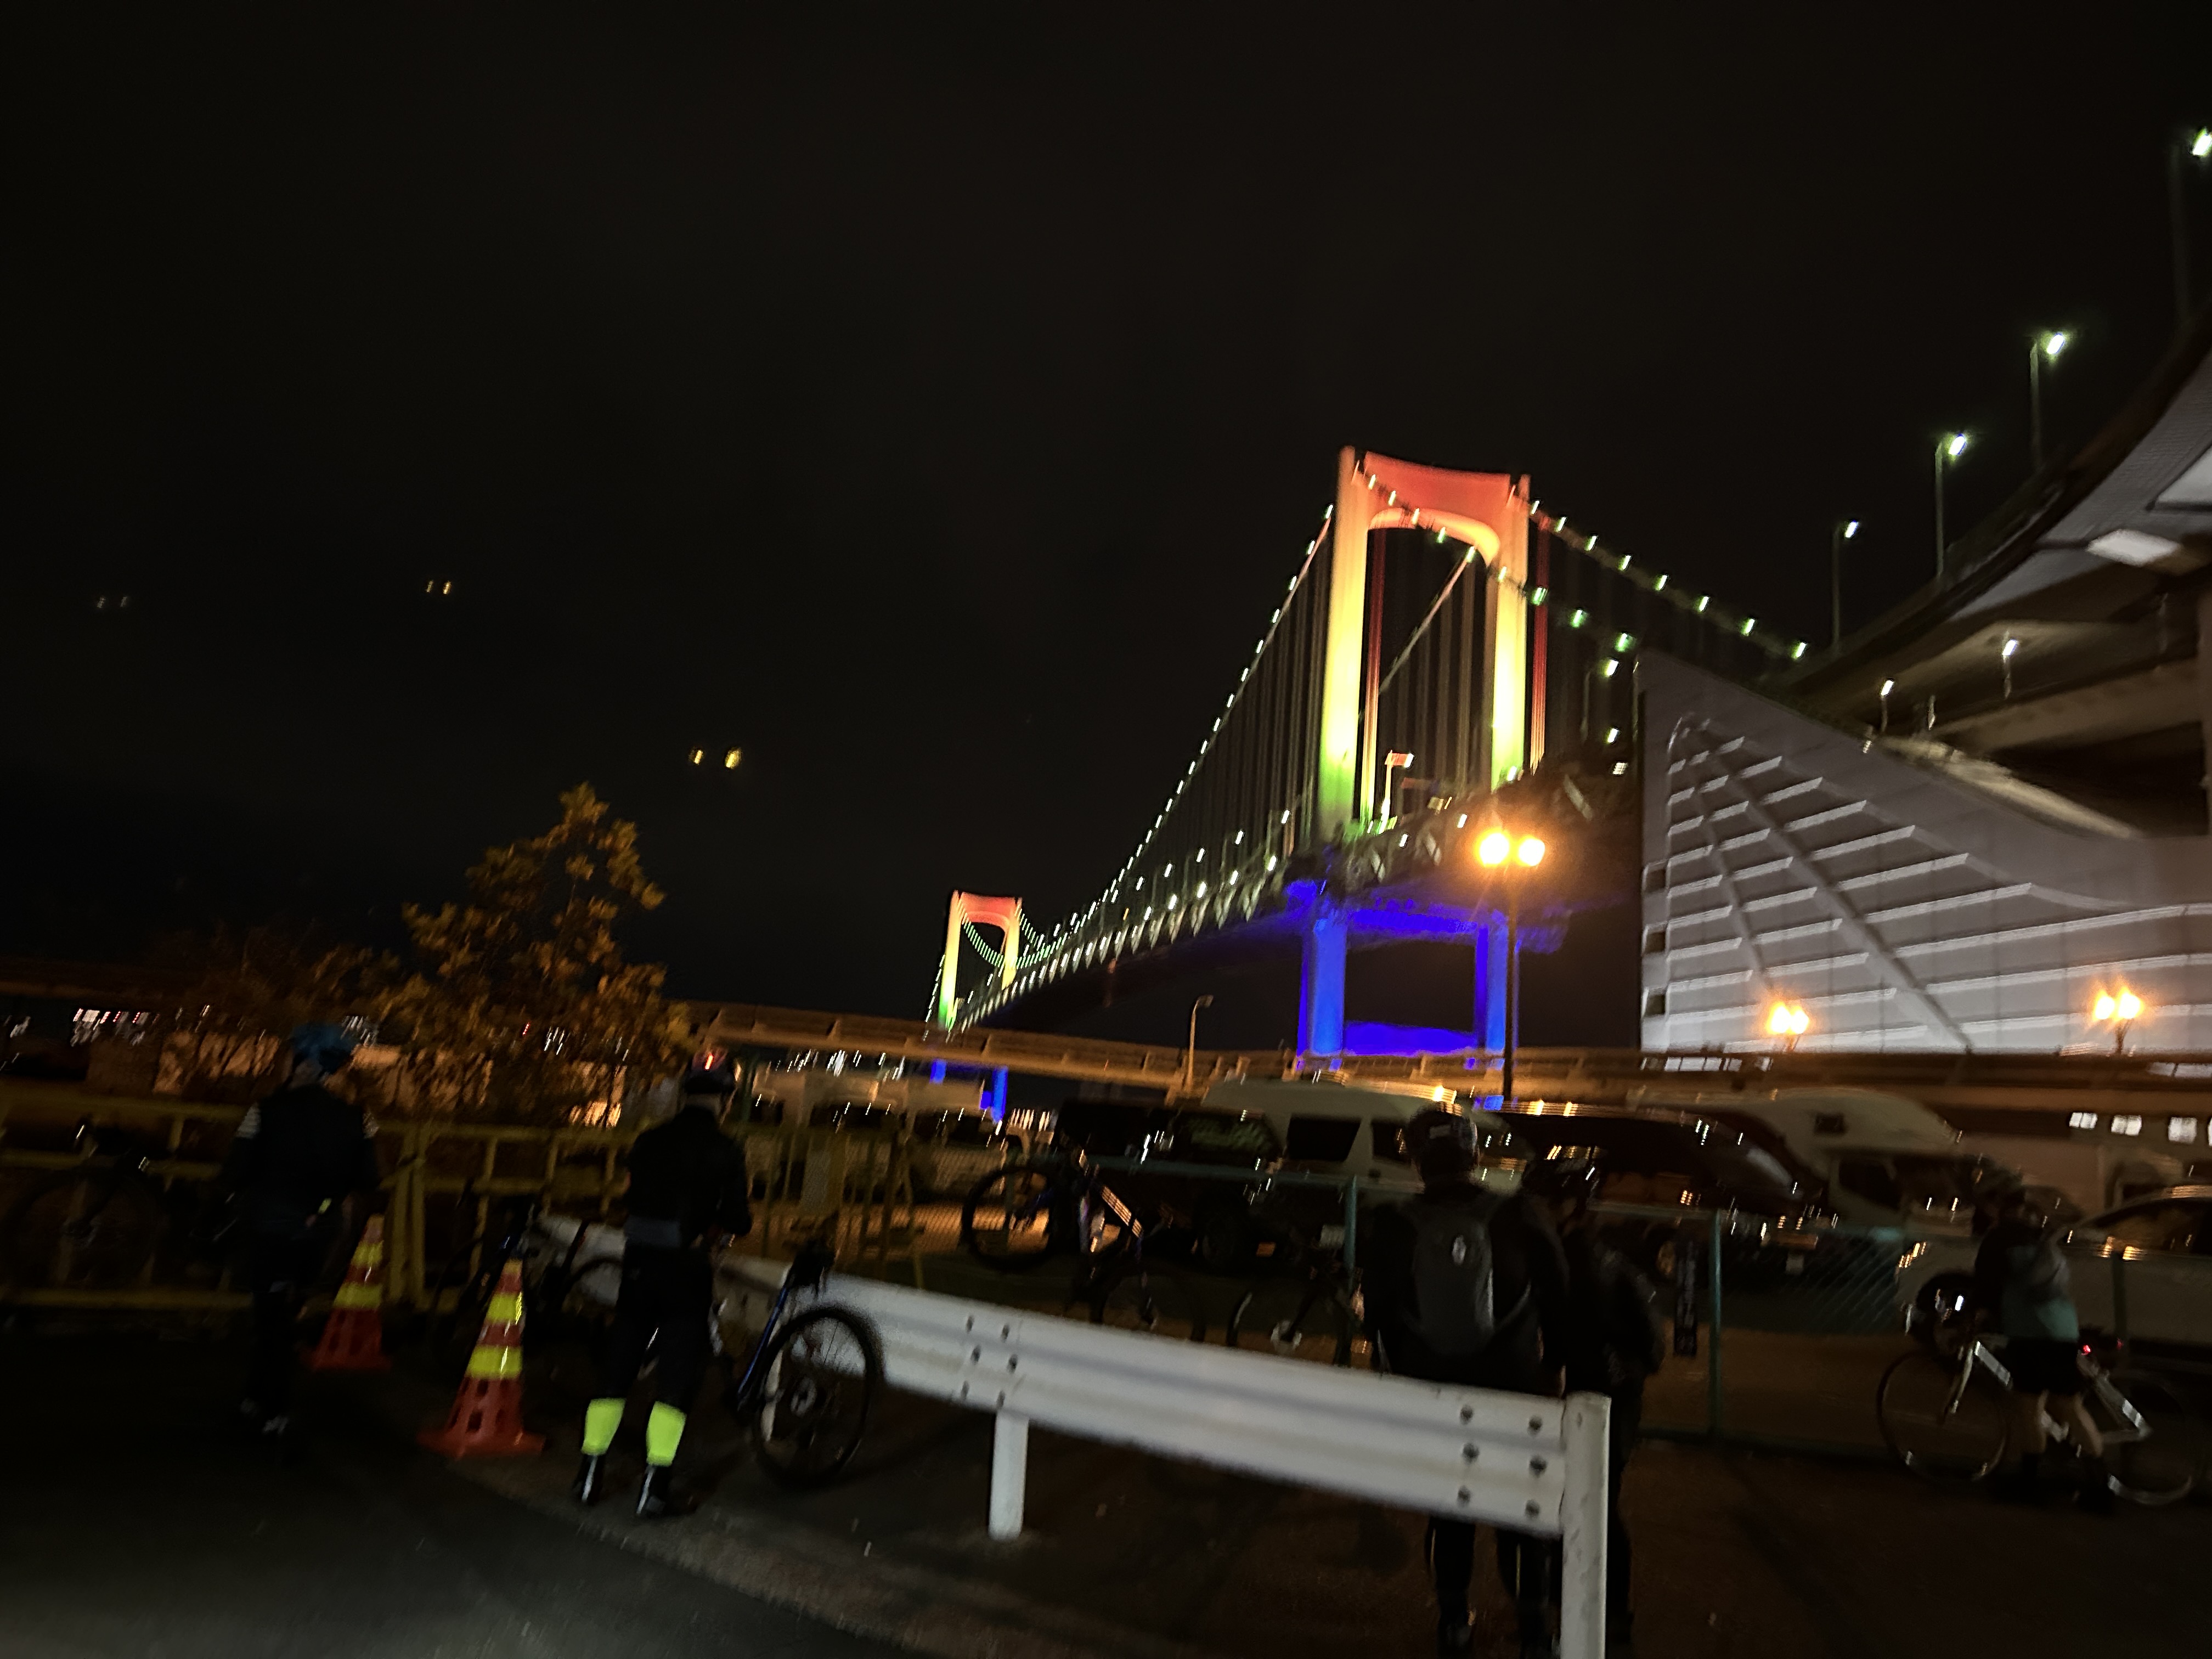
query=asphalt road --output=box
[0,1323,905,1659]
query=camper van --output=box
[1696,1088,2017,1231]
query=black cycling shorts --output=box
[2004,1338,2086,1396]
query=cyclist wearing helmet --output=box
[1521,1156,1667,1646]
[1973,1184,2109,1511]
[1362,1107,1570,1659]
[574,1054,753,1518]
[221,1022,383,1446]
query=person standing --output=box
[221,1023,384,1447]
[1524,1160,1666,1647]
[573,1057,753,1518]
[1362,1109,1571,1659]
[1974,1186,2109,1511]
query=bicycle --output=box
[421,1192,627,1376]
[960,1156,1209,1341]
[1224,1237,1358,1367]
[0,1119,233,1295]
[716,1238,882,1487]
[1876,1332,2203,1504]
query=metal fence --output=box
[0,1081,926,1314]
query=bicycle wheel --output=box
[1089,1259,1209,1343]
[2102,1369,2203,1507]
[1227,1275,1354,1366]
[1877,1350,2009,1481]
[960,1165,1063,1272]
[753,1306,879,1488]
[1,1171,170,1292]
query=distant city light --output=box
[687,748,703,765]
[723,748,741,769]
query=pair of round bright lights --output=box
[2093,990,2143,1023]
[1475,830,1545,868]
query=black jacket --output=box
[623,1104,752,1249]
[1363,1181,1571,1391]
[222,1084,383,1237]
[1558,1223,1667,1397]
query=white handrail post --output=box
[1558,1391,1611,1659]
[989,1410,1030,1540]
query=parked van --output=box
[1202,1076,1521,1201]
[1694,1088,2016,1231]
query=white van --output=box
[1685,1088,2016,1231]
[1201,1076,1521,1203]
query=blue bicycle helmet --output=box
[288,1022,358,1074]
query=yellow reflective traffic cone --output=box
[306,1215,393,1373]
[418,1258,545,1458]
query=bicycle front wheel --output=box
[1089,1259,1209,1343]
[2103,1369,2203,1506]
[754,1306,879,1488]
[960,1165,1063,1272]
[1877,1350,2009,1481]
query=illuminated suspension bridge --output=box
[932,447,1809,1058]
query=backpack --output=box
[1404,1191,1527,1358]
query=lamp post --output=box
[1830,519,1859,648]
[2092,988,2143,1056]
[2171,127,2211,334]
[2029,330,2071,472]
[1476,828,1547,1106]
[1933,432,1970,580]
[1183,995,1214,1092]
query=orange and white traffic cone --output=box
[417,1257,545,1458]
[307,1215,393,1373]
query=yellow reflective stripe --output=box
[485,1292,523,1323]
[348,1243,383,1268]
[466,1342,523,1380]
[332,1283,382,1310]
[582,1397,625,1456]
[645,1402,686,1466]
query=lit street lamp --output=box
[1933,431,1970,580]
[2092,988,2144,1055]
[1830,519,1859,648]
[1183,994,1214,1092]
[2170,127,2211,333]
[1765,1001,1810,1053]
[1475,827,1547,1106]
[2029,330,2071,472]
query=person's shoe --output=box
[1435,1618,1474,1656]
[2075,1459,2115,1515]
[572,1453,608,1507]
[635,1463,692,1520]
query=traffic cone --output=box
[307,1215,393,1373]
[417,1258,545,1458]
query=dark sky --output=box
[4,7,2208,1018]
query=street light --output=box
[2170,127,2212,332]
[1934,432,1971,580]
[1183,994,1215,1091]
[1765,1001,1810,1052]
[2029,330,2071,472]
[1474,827,1547,1106]
[2092,988,2145,1054]
[1830,519,1860,648]
[1878,676,1895,735]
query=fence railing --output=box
[0,1082,935,1313]
[716,1255,1616,1659]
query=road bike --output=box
[717,1238,881,1487]
[1876,1333,2203,1504]
[961,1156,1209,1341]
[1224,1237,1358,1367]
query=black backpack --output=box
[1404,1190,1527,1358]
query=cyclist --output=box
[1972,1184,2110,1511]
[221,1022,383,1448]
[1522,1156,1667,1647]
[1363,1107,1570,1659]
[574,1055,753,1518]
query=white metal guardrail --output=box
[718,1257,1612,1659]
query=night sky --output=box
[5,8,2208,1022]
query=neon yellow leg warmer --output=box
[645,1402,686,1468]
[582,1397,625,1457]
